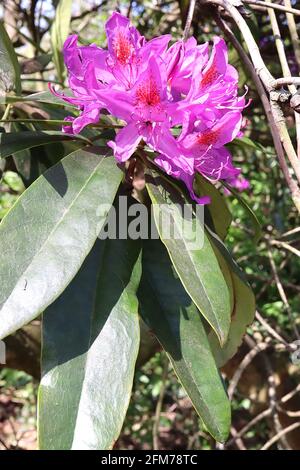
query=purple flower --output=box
[225,174,250,193]
[51,12,248,204]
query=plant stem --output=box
[266,0,300,159]
[272,77,300,88]
[261,422,300,450]
[267,246,300,339]
[245,0,300,16]
[284,0,300,71]
[1,104,12,121]
[0,118,123,128]
[213,11,300,214]
[209,0,275,90]
[153,353,169,451]
[183,0,197,40]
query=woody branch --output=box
[191,0,300,213]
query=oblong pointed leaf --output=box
[195,174,232,241]
[10,123,78,184]
[210,269,255,367]
[139,238,231,443]
[38,237,141,450]
[51,0,72,83]
[0,21,21,94]
[206,228,255,367]
[0,131,90,160]
[146,170,231,345]
[0,147,122,340]
[0,90,76,107]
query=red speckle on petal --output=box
[136,77,161,106]
[200,64,219,87]
[113,32,132,65]
[197,128,220,145]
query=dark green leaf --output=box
[11,122,76,184]
[0,21,21,94]
[39,236,141,450]
[21,54,52,74]
[0,147,123,340]
[195,174,232,240]
[0,131,90,160]
[51,0,72,83]
[146,169,231,345]
[0,90,76,107]
[139,238,231,442]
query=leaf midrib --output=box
[143,277,226,438]
[70,247,139,449]
[148,183,227,342]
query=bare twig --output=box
[183,0,197,40]
[227,342,270,400]
[245,335,290,449]
[276,405,300,418]
[272,77,300,89]
[127,0,133,18]
[270,240,300,258]
[280,227,300,239]
[226,408,272,447]
[261,422,300,449]
[210,0,275,89]
[213,11,300,213]
[245,0,300,17]
[209,0,300,204]
[255,311,294,350]
[267,247,300,339]
[266,0,300,161]
[230,426,247,450]
[153,353,169,450]
[281,384,300,404]
[0,437,9,450]
[248,272,300,293]
[71,1,107,22]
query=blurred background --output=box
[0,0,300,450]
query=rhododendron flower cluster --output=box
[51,12,249,204]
